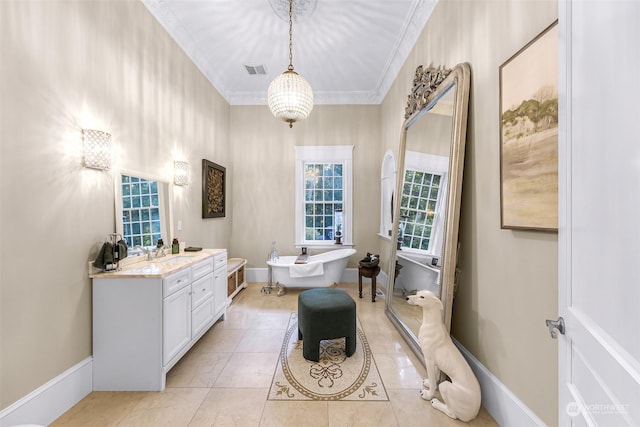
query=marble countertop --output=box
[89,248,226,279]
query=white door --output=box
[163,285,192,365]
[557,1,640,425]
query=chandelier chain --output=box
[288,0,294,71]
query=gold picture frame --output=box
[202,159,225,218]
[499,20,558,231]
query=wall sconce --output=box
[83,129,112,170]
[174,160,189,186]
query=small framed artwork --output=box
[202,159,225,218]
[499,20,558,231]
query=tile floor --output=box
[52,283,498,426]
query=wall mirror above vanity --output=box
[386,63,471,363]
[114,171,174,255]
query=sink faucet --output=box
[134,245,154,261]
[155,245,170,258]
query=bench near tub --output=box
[227,258,247,299]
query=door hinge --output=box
[545,317,565,339]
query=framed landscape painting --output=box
[202,159,225,218]
[499,21,558,231]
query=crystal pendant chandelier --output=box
[268,0,314,128]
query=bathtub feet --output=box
[276,283,287,296]
[261,282,286,296]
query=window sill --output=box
[378,233,392,241]
[295,243,355,250]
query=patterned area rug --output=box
[268,313,388,401]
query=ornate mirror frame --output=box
[385,63,471,362]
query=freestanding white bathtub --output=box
[267,248,356,288]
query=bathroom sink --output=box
[158,256,193,264]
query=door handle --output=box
[545,317,565,339]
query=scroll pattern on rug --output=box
[268,313,388,401]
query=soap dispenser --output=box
[172,238,179,254]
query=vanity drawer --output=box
[192,297,215,337]
[191,273,213,309]
[213,252,227,271]
[192,258,214,281]
[163,269,191,297]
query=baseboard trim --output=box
[452,338,547,426]
[0,357,93,427]
[246,267,265,283]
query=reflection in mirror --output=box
[393,88,453,337]
[379,150,396,238]
[115,172,173,257]
[385,64,470,363]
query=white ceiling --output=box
[142,0,437,105]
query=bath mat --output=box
[268,313,388,401]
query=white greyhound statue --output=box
[407,290,481,422]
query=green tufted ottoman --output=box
[297,288,356,362]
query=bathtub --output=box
[267,248,356,288]
[394,251,441,296]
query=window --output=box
[119,174,167,248]
[303,163,343,241]
[295,146,353,247]
[399,151,448,255]
[400,170,442,250]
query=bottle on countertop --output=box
[172,238,179,254]
[157,238,164,248]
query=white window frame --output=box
[379,149,397,240]
[295,145,354,248]
[400,151,449,256]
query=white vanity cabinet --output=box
[162,268,193,365]
[190,257,216,339]
[213,253,229,314]
[92,250,227,391]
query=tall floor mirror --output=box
[385,63,471,363]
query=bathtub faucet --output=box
[268,241,279,262]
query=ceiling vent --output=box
[245,65,267,75]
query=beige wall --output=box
[229,105,381,268]
[0,0,230,409]
[380,0,559,425]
